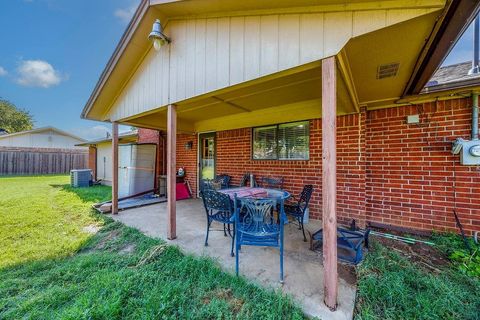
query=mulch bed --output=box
[371,235,450,272]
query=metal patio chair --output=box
[260,176,284,189]
[239,173,258,187]
[234,195,286,282]
[214,174,231,189]
[200,189,235,256]
[284,184,313,242]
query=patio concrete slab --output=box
[110,199,356,319]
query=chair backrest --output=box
[297,185,313,212]
[239,173,257,187]
[201,189,233,216]
[261,177,284,189]
[200,179,214,192]
[214,174,231,189]
[235,197,285,233]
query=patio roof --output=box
[113,11,445,133]
[82,0,480,123]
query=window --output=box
[252,121,309,160]
[252,125,277,160]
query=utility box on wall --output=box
[452,138,480,165]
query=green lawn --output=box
[354,236,480,320]
[0,175,303,319]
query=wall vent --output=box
[377,63,400,79]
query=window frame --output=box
[251,120,310,161]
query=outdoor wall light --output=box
[184,141,193,150]
[148,19,170,51]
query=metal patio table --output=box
[218,187,290,202]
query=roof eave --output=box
[81,0,150,120]
[0,126,86,142]
[403,0,480,96]
[421,77,480,94]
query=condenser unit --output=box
[70,169,92,187]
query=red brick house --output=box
[80,0,480,308]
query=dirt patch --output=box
[95,229,122,250]
[338,263,357,286]
[373,235,450,272]
[119,244,136,255]
[83,224,100,234]
[203,288,244,313]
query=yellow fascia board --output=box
[368,86,480,110]
[167,0,445,20]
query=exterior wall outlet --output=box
[406,114,420,124]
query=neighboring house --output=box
[0,126,88,175]
[77,128,164,197]
[0,126,86,149]
[80,0,480,309]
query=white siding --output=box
[0,130,85,149]
[108,8,435,121]
[96,142,112,185]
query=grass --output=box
[433,233,480,278]
[0,175,111,268]
[354,237,480,320]
[0,175,304,319]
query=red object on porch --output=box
[176,183,190,200]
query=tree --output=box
[0,99,34,133]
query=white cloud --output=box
[73,125,111,141]
[0,66,7,76]
[16,59,63,88]
[114,4,136,24]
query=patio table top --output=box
[219,187,290,201]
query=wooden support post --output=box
[322,56,338,310]
[112,122,119,214]
[167,104,177,240]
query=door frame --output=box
[197,131,217,196]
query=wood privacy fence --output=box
[0,147,88,175]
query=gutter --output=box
[422,77,480,93]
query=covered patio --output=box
[95,6,474,318]
[110,198,357,320]
[107,16,451,312]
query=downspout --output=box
[469,17,480,75]
[473,92,479,140]
[470,16,479,140]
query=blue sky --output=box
[0,1,476,139]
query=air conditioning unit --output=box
[70,169,92,187]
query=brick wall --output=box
[137,128,159,144]
[365,98,480,234]
[175,97,480,234]
[177,134,198,194]
[88,146,96,179]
